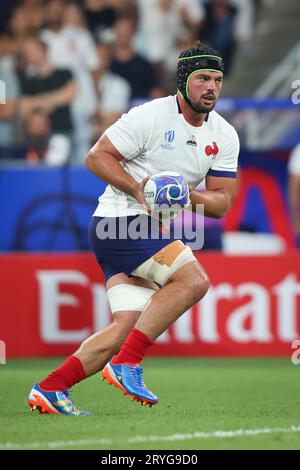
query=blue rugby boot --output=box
[101,360,158,407]
[28,383,92,415]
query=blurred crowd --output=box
[0,0,264,165]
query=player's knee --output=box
[167,266,209,304]
[181,264,210,302]
[169,259,210,301]
[195,274,210,299]
[188,272,210,303]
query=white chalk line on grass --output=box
[1,425,300,449]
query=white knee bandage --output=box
[131,240,195,286]
[107,284,155,313]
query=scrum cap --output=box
[177,43,224,110]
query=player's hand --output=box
[132,176,152,214]
[185,186,193,209]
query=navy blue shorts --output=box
[88,215,176,282]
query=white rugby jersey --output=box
[93,95,239,217]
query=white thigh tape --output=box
[107,284,155,313]
[131,244,195,286]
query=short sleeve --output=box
[105,104,151,160]
[207,126,239,178]
[288,143,300,176]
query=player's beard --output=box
[190,95,216,113]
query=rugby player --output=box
[28,43,239,415]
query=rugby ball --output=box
[144,172,189,212]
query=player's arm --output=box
[85,134,149,211]
[189,175,237,218]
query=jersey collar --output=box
[176,96,209,122]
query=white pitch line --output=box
[129,426,300,443]
[1,425,300,450]
[1,438,112,450]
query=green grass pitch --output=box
[0,357,300,450]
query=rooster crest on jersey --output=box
[144,172,189,212]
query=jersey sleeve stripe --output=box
[207,169,237,178]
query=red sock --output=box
[39,356,86,391]
[112,328,153,365]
